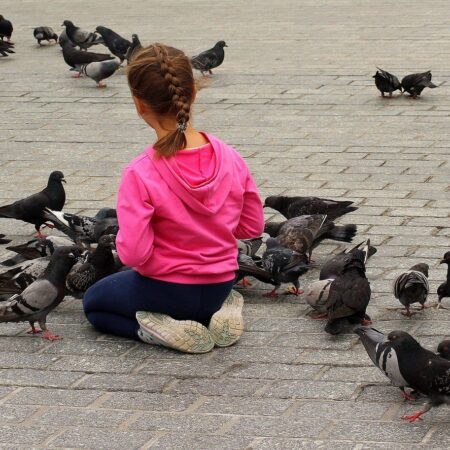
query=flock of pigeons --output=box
[1,13,449,424]
[0,14,227,87]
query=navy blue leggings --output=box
[83,270,234,340]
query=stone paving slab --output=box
[0,0,449,449]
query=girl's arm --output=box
[234,170,265,239]
[116,168,155,267]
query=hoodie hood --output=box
[147,133,233,216]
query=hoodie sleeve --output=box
[116,167,155,268]
[234,168,264,239]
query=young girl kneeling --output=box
[83,43,264,353]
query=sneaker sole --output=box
[136,311,214,354]
[209,290,244,347]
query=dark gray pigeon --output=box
[437,251,450,309]
[359,329,450,422]
[261,237,310,297]
[264,215,357,261]
[0,171,66,237]
[0,15,13,42]
[325,250,371,335]
[95,26,131,62]
[191,41,227,75]
[373,67,402,97]
[393,263,430,316]
[0,247,77,340]
[2,236,74,267]
[354,326,416,401]
[62,20,103,50]
[235,237,263,286]
[79,58,121,87]
[401,71,437,98]
[126,33,142,63]
[33,27,58,45]
[236,251,277,288]
[264,195,357,221]
[0,40,14,57]
[66,234,116,293]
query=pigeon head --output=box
[265,237,281,249]
[98,234,116,249]
[372,71,380,79]
[264,221,284,237]
[343,250,366,273]
[45,246,79,281]
[264,195,287,210]
[62,20,73,28]
[437,340,450,360]
[48,171,66,184]
[216,41,227,48]
[387,330,421,351]
[410,263,429,277]
[440,251,450,264]
[95,26,108,35]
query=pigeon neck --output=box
[446,263,450,280]
[45,258,73,285]
[90,244,114,267]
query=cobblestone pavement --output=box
[0,0,449,448]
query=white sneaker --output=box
[208,290,244,347]
[136,311,214,354]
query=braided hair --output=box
[127,43,195,157]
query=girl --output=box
[83,43,264,354]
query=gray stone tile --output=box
[149,434,254,450]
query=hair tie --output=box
[176,120,187,133]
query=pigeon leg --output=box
[360,318,372,326]
[97,82,107,88]
[381,92,385,97]
[27,322,42,335]
[310,312,328,320]
[72,72,81,78]
[400,388,416,402]
[389,92,393,98]
[283,285,304,296]
[237,277,252,287]
[263,287,279,297]
[402,402,432,423]
[418,303,431,310]
[39,320,61,341]
[401,307,415,317]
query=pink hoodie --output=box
[116,133,264,284]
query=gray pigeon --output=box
[393,263,430,316]
[2,236,74,267]
[373,67,402,97]
[62,20,103,50]
[33,27,58,45]
[95,26,131,62]
[79,58,121,87]
[401,71,437,98]
[0,248,77,340]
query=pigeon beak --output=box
[224,44,228,47]
[61,178,67,184]
[440,259,446,264]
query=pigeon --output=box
[0,40,14,57]
[0,257,51,295]
[61,42,115,75]
[305,240,376,319]
[33,27,58,45]
[373,67,402,97]
[437,340,450,360]
[66,234,116,293]
[401,71,437,98]
[235,238,263,286]
[264,215,357,261]
[325,250,371,335]
[236,251,276,287]
[62,20,103,50]
[0,247,77,340]
[264,196,358,221]
[95,26,131,62]
[79,58,121,88]
[1,236,74,267]
[0,171,66,237]
[126,33,142,63]
[261,237,310,297]
[94,207,117,219]
[0,234,11,245]
[374,330,449,422]
[191,41,227,75]
[393,263,430,316]
[437,251,450,309]
[0,15,13,42]
[354,326,416,401]
[42,208,118,243]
